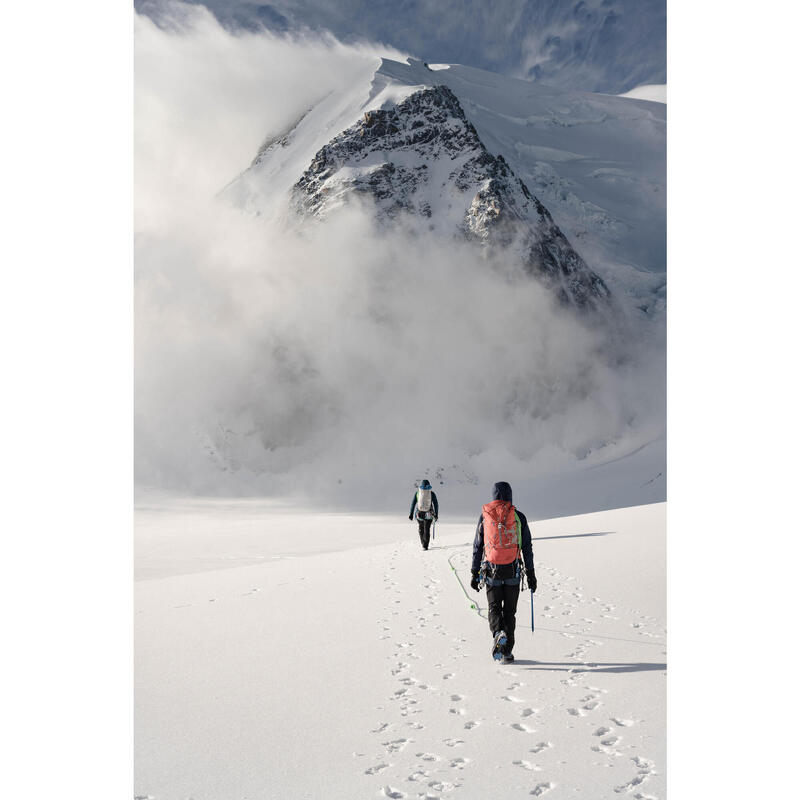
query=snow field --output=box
[135,502,665,798]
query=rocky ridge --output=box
[292,85,610,309]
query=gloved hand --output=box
[470,572,480,592]
[408,513,413,520]
[526,569,537,593]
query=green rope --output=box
[447,551,486,620]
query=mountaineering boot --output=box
[501,653,515,664]
[492,630,508,661]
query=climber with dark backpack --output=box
[470,481,537,663]
[408,479,439,551]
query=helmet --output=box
[420,479,431,489]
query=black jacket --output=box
[410,489,439,518]
[471,481,534,573]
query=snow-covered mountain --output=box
[135,14,666,501]
[147,0,665,94]
[293,85,609,308]
[226,57,665,311]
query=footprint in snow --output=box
[443,738,465,747]
[365,763,390,775]
[464,720,480,730]
[614,756,656,793]
[611,717,635,727]
[381,786,406,799]
[428,779,456,792]
[383,738,409,753]
[520,708,537,718]
[501,695,524,703]
[512,759,540,771]
[449,757,470,769]
[530,782,554,796]
[593,726,612,737]
[530,742,553,754]
[511,722,535,733]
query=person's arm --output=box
[517,510,535,571]
[471,515,485,573]
[432,492,439,519]
[518,511,537,591]
[409,492,418,519]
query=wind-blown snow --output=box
[139,0,666,94]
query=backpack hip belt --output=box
[481,560,521,587]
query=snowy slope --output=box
[152,0,666,94]
[620,84,667,104]
[227,57,665,308]
[135,500,665,799]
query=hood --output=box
[492,481,512,503]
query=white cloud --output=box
[134,4,665,506]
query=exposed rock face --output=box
[292,85,609,308]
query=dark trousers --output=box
[486,580,520,653]
[416,513,432,549]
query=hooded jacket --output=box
[471,481,534,573]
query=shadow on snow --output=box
[532,531,614,542]
[510,660,666,674]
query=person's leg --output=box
[486,584,504,637]
[422,519,431,549]
[417,515,426,547]
[502,582,521,653]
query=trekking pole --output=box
[530,590,535,632]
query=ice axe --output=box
[530,590,535,632]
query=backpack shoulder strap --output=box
[515,511,522,549]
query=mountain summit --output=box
[225,57,665,311]
[292,84,609,308]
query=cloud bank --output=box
[135,4,665,508]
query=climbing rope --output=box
[447,550,486,620]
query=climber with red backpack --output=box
[470,481,537,663]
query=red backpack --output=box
[482,500,521,565]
